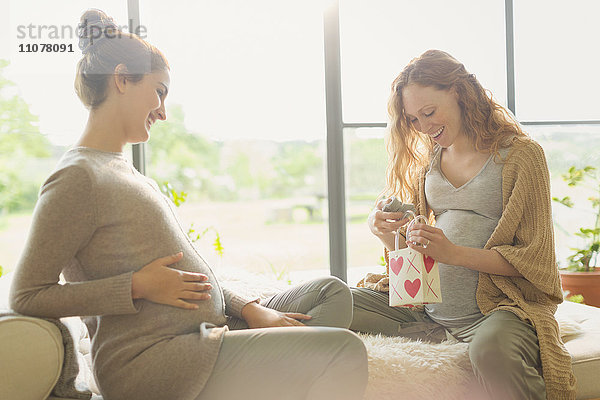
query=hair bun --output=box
[77,9,120,54]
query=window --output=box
[340,0,507,123]
[513,0,600,121]
[339,0,507,280]
[4,0,127,145]
[0,1,129,275]
[527,124,600,267]
[337,0,600,275]
[513,0,600,268]
[2,0,598,281]
[344,127,388,275]
[140,0,330,280]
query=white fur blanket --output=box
[359,333,477,400]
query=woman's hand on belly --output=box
[132,252,213,310]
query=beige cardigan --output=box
[361,139,577,399]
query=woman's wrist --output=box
[449,244,466,267]
[241,301,262,322]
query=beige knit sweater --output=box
[362,139,577,399]
[10,148,257,400]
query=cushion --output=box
[0,315,64,400]
[556,301,600,399]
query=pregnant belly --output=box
[435,210,498,249]
[139,290,226,333]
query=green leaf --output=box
[579,228,600,235]
[563,167,586,186]
[566,294,585,304]
[187,223,210,243]
[160,183,224,258]
[160,182,188,207]
[213,231,224,258]
[187,225,200,243]
[552,196,574,208]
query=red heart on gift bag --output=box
[404,279,421,298]
[424,255,435,273]
[390,257,403,275]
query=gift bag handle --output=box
[394,210,429,251]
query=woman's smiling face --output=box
[121,69,170,144]
[401,84,464,148]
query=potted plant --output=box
[553,166,600,307]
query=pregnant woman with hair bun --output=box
[9,9,368,400]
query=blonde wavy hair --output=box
[385,49,527,203]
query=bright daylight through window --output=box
[0,0,598,285]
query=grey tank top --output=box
[424,146,508,328]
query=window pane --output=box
[141,0,326,142]
[344,127,388,282]
[528,125,600,267]
[514,1,600,121]
[141,1,330,279]
[340,0,507,123]
[343,124,600,275]
[0,1,128,275]
[4,0,128,146]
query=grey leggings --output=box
[350,287,546,400]
[196,277,369,400]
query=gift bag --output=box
[388,214,442,307]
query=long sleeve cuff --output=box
[222,287,259,319]
[102,271,141,315]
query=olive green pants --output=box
[350,287,546,400]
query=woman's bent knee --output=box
[321,276,351,298]
[309,329,368,400]
[311,328,367,371]
[317,276,354,328]
[339,329,368,361]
